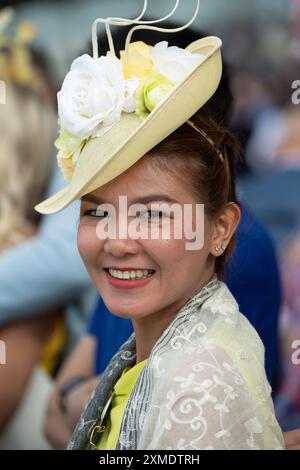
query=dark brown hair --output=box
[145,109,241,278]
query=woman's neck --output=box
[132,271,216,364]
[132,307,176,364]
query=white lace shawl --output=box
[134,282,285,450]
[69,279,285,450]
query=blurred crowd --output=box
[0,0,300,449]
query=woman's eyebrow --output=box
[80,194,180,205]
[80,194,103,204]
[131,194,179,205]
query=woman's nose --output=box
[103,235,140,258]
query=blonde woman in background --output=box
[0,80,63,448]
[0,83,54,251]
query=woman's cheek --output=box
[77,224,98,263]
[144,237,186,264]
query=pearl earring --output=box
[215,243,226,253]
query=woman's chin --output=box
[100,297,153,320]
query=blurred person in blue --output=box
[0,7,97,350]
[43,21,283,449]
[0,9,97,449]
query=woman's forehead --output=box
[86,158,161,189]
[83,160,195,205]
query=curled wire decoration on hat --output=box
[92,0,149,58]
[124,0,200,57]
[92,0,179,58]
[92,0,181,57]
[186,120,225,163]
[91,0,201,60]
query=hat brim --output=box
[35,36,222,215]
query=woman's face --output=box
[77,157,218,322]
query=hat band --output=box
[186,119,224,163]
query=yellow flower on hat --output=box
[135,72,175,117]
[55,129,86,181]
[57,152,75,182]
[120,41,154,80]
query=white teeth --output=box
[108,269,154,280]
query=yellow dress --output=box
[97,359,147,450]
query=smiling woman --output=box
[35,1,285,450]
[77,114,240,358]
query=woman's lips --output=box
[104,269,155,289]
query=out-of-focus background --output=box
[0,0,300,449]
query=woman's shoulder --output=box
[154,281,268,396]
[201,281,265,354]
[140,283,284,449]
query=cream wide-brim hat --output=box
[35,36,222,215]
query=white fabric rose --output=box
[57,54,125,140]
[151,41,205,83]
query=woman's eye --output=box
[83,209,108,218]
